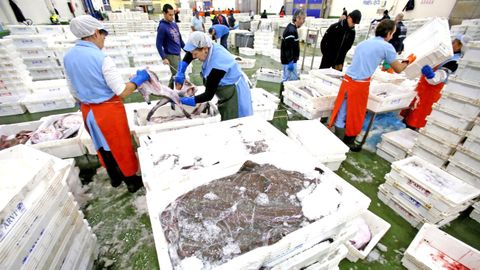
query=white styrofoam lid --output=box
[382,129,419,150]
[287,120,349,154]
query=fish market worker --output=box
[329,19,416,152]
[208,24,230,49]
[63,15,149,193]
[174,31,253,121]
[401,34,472,130]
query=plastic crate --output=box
[423,119,467,145]
[251,87,280,121]
[462,41,480,62]
[239,47,256,57]
[456,60,480,85]
[430,104,476,130]
[378,187,424,228]
[255,68,282,83]
[6,25,37,35]
[283,80,337,111]
[437,92,480,120]
[416,130,458,156]
[450,146,480,174]
[29,67,64,81]
[8,35,50,48]
[234,55,256,69]
[471,118,480,137]
[445,159,480,189]
[284,96,332,120]
[380,128,418,156]
[0,95,27,116]
[376,144,398,163]
[304,244,348,270]
[21,92,76,113]
[31,79,68,93]
[463,132,480,155]
[16,47,57,58]
[345,210,391,262]
[23,56,59,69]
[442,77,480,102]
[367,82,416,113]
[144,153,370,270]
[390,156,479,211]
[410,144,449,167]
[402,18,453,79]
[402,223,480,270]
[35,25,65,35]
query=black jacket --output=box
[280,23,300,65]
[213,15,229,27]
[389,21,407,53]
[320,19,355,69]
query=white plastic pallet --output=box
[402,223,480,270]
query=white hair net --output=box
[69,15,107,38]
[183,32,213,52]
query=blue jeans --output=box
[335,95,348,128]
[282,63,299,82]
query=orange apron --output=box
[329,75,371,137]
[80,96,139,177]
[401,75,444,129]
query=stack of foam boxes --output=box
[0,145,97,269]
[376,129,419,163]
[411,41,480,188]
[283,69,342,119]
[0,39,32,116]
[462,19,480,40]
[130,32,160,67]
[378,156,480,228]
[6,28,64,81]
[103,40,130,69]
[470,201,480,223]
[254,20,275,55]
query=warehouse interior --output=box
[1,0,480,269]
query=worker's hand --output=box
[162,58,170,65]
[421,65,435,79]
[406,53,416,64]
[175,82,183,90]
[130,69,150,87]
[174,61,189,85]
[180,96,196,106]
[174,72,186,85]
[287,61,295,71]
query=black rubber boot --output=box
[343,136,362,152]
[334,127,346,140]
[124,175,144,193]
[98,148,123,188]
[279,82,285,104]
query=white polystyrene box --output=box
[345,210,391,262]
[20,92,76,113]
[367,82,416,113]
[283,96,332,120]
[402,18,453,79]
[402,223,480,270]
[255,68,282,84]
[0,95,27,116]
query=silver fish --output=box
[137,70,194,121]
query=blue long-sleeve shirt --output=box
[156,19,185,59]
[211,24,229,39]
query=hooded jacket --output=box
[156,19,185,59]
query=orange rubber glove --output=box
[406,53,416,64]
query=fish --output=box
[136,70,195,121]
[0,130,33,150]
[30,114,83,144]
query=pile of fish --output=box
[0,130,33,150]
[30,114,83,144]
[160,161,341,269]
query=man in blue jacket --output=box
[156,4,185,89]
[209,24,230,49]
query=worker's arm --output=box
[156,26,166,60]
[194,68,226,103]
[390,60,409,73]
[102,56,142,98]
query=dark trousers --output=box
[220,33,229,49]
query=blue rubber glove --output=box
[174,61,189,85]
[180,96,196,106]
[130,69,150,87]
[421,65,435,79]
[287,61,295,71]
